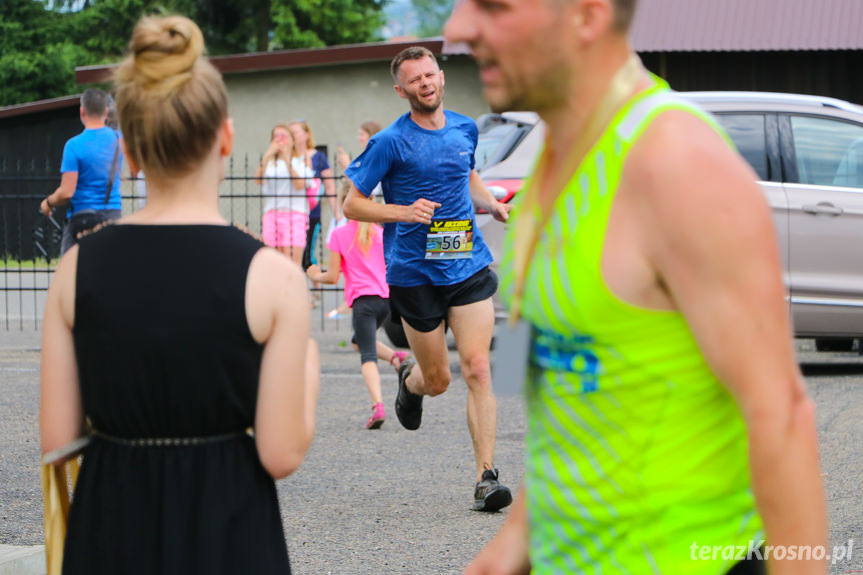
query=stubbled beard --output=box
[408,90,443,114]
[488,67,568,114]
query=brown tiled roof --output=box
[631,0,863,52]
[75,38,446,85]
[0,94,81,120]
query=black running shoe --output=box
[395,358,423,430]
[473,468,513,512]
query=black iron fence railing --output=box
[0,155,351,331]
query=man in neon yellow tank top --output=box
[446,1,827,573]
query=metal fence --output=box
[0,155,350,331]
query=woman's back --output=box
[327,220,388,306]
[74,224,263,436]
[63,224,293,575]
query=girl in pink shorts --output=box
[254,123,314,265]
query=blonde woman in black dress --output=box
[39,14,319,574]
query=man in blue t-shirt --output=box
[40,89,123,254]
[344,46,513,512]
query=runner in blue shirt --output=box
[344,46,513,512]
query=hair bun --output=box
[122,15,204,88]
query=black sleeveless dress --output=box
[63,225,291,575]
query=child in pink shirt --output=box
[307,213,408,429]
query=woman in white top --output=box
[254,123,314,265]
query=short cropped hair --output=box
[612,0,637,32]
[390,46,438,84]
[81,89,109,118]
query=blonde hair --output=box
[114,15,228,180]
[360,120,382,139]
[288,120,316,149]
[338,181,373,255]
[269,123,294,162]
[612,0,637,32]
[270,123,292,141]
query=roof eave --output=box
[0,94,81,120]
[75,38,448,85]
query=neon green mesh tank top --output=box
[499,82,763,574]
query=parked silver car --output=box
[477,91,863,351]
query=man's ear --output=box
[220,117,234,157]
[570,0,613,43]
[394,84,408,100]
[440,70,445,87]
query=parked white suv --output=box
[476,91,863,351]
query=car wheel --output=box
[814,338,855,352]
[383,314,410,349]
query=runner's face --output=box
[445,0,572,113]
[396,56,445,113]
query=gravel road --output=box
[1,328,861,574]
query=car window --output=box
[475,122,517,171]
[789,116,863,189]
[475,115,533,172]
[715,114,769,181]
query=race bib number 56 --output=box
[425,219,474,260]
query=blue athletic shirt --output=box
[344,111,493,287]
[60,127,123,215]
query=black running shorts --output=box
[388,267,498,333]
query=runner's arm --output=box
[629,111,826,574]
[469,170,510,222]
[343,180,440,224]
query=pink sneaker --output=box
[366,402,386,430]
[389,350,409,372]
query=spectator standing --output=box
[255,123,315,266]
[40,89,123,254]
[446,0,827,573]
[40,15,319,574]
[293,120,337,306]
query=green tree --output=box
[0,0,84,105]
[273,0,387,49]
[410,0,453,38]
[0,0,387,107]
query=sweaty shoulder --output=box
[624,108,758,208]
[619,108,768,269]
